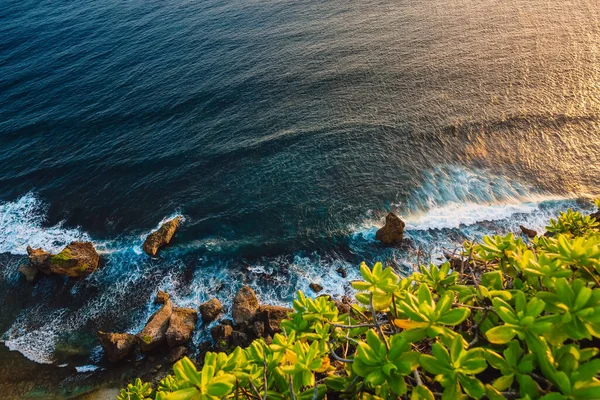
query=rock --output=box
[252,321,265,338]
[232,286,259,325]
[336,267,347,278]
[155,291,170,305]
[520,225,537,238]
[333,299,352,315]
[375,213,405,245]
[256,305,292,336]
[26,246,53,273]
[591,210,600,221]
[143,217,181,257]
[309,283,323,293]
[18,264,38,282]
[98,332,136,362]
[166,346,188,363]
[137,300,173,352]
[199,298,222,322]
[166,308,198,347]
[231,331,249,347]
[49,242,100,278]
[210,324,233,346]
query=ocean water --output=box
[1,0,599,370]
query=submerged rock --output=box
[199,298,223,322]
[166,308,198,348]
[98,332,136,362]
[18,264,38,282]
[137,300,173,352]
[49,242,100,278]
[143,217,181,257]
[232,286,259,325]
[375,212,405,245]
[520,225,537,238]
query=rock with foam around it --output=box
[375,213,405,245]
[143,217,181,257]
[166,307,198,348]
[255,305,292,336]
[199,298,223,322]
[49,242,100,278]
[232,286,259,325]
[26,246,53,274]
[137,300,173,352]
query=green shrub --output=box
[120,206,600,400]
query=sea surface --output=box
[1,0,599,378]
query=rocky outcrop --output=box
[375,213,405,245]
[24,242,99,279]
[166,308,198,348]
[137,300,173,352]
[591,210,600,222]
[26,246,52,273]
[143,217,181,257]
[255,305,292,336]
[309,283,323,293]
[232,286,259,325]
[49,242,100,278]
[199,298,223,322]
[520,225,537,238]
[210,324,233,346]
[155,290,170,305]
[98,332,136,362]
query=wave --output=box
[0,193,90,255]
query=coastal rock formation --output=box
[143,217,181,257]
[26,246,53,273]
[98,332,136,362]
[210,324,233,345]
[309,283,323,293]
[375,213,405,245]
[155,290,170,305]
[591,210,600,222]
[48,242,100,278]
[232,286,259,324]
[199,298,223,322]
[256,305,292,336]
[137,299,173,352]
[166,308,198,347]
[520,225,537,238]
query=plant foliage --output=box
[120,206,600,399]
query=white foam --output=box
[75,364,99,373]
[0,193,90,254]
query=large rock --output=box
[137,300,173,351]
[199,298,223,322]
[26,246,52,273]
[166,308,198,348]
[255,305,292,336]
[143,217,181,257]
[376,213,405,245]
[210,324,233,346]
[49,242,100,278]
[232,286,259,325]
[98,332,136,362]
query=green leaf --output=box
[438,308,471,325]
[485,325,518,344]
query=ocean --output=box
[1,0,599,378]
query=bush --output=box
[120,207,600,399]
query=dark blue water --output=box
[1,0,599,367]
